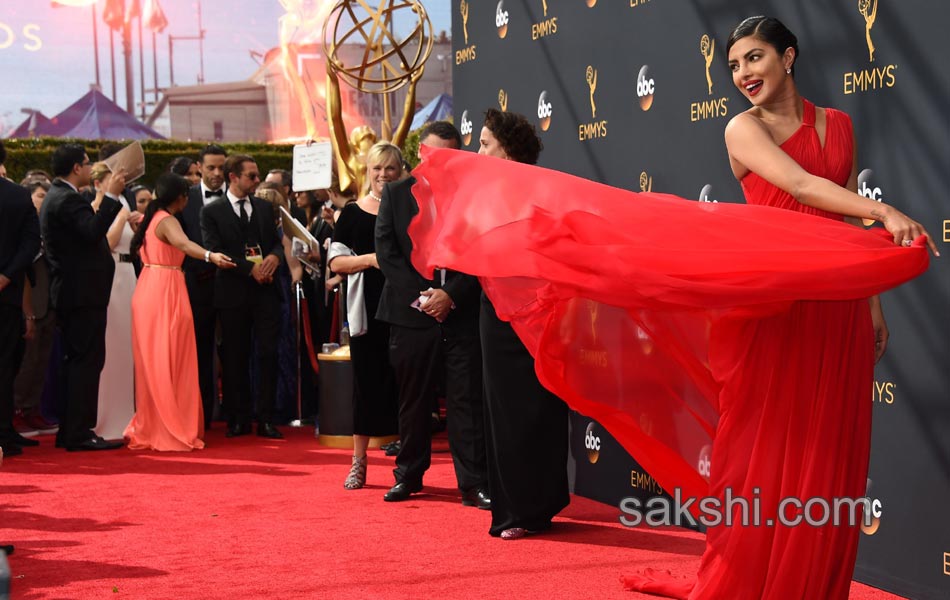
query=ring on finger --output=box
[902,239,913,246]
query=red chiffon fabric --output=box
[407,100,928,598]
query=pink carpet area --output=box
[0,427,904,599]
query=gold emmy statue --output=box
[639,171,652,193]
[323,0,433,195]
[859,0,878,62]
[586,66,597,119]
[701,34,715,95]
[460,0,469,45]
[542,0,548,17]
[498,89,508,112]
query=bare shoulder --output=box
[724,109,768,145]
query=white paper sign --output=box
[292,142,333,192]
[102,141,146,183]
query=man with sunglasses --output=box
[200,154,284,440]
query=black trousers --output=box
[390,324,487,491]
[217,289,280,427]
[56,307,108,445]
[0,305,26,444]
[189,277,217,428]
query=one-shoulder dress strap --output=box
[801,98,816,128]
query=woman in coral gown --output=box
[125,174,235,451]
[404,16,935,600]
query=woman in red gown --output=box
[125,174,235,451]
[404,16,935,600]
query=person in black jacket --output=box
[375,122,489,506]
[200,154,284,440]
[40,143,127,451]
[0,141,41,457]
[180,144,227,429]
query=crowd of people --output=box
[0,14,939,598]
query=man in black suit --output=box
[181,144,227,429]
[0,140,41,458]
[200,154,284,439]
[376,122,489,506]
[40,143,126,451]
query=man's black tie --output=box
[205,189,222,199]
[238,198,249,229]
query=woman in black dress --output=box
[328,142,402,489]
[476,109,569,539]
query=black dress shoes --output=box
[12,432,39,447]
[66,436,124,451]
[225,423,252,438]
[0,443,23,457]
[257,423,283,439]
[383,481,422,502]
[461,487,492,510]
[382,440,401,456]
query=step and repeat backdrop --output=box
[451,1,948,598]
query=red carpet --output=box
[1,428,904,599]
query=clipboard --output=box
[279,206,321,273]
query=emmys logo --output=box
[578,66,607,141]
[944,552,949,576]
[844,1,897,94]
[459,110,473,146]
[943,219,950,243]
[631,469,664,494]
[495,1,509,39]
[498,89,508,112]
[531,0,558,40]
[697,445,712,479]
[537,90,553,131]
[873,379,896,404]
[690,35,729,122]
[859,0,878,62]
[630,0,652,7]
[857,169,885,226]
[699,184,718,203]
[455,0,477,64]
[584,422,601,464]
[636,65,655,111]
[0,21,42,52]
[639,171,653,192]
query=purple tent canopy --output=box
[7,111,55,138]
[8,90,164,140]
[410,93,453,131]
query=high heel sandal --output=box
[343,455,367,490]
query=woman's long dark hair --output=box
[726,16,799,76]
[130,173,190,258]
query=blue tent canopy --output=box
[8,90,164,140]
[410,93,452,132]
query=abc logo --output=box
[459,110,473,146]
[857,168,883,226]
[697,445,712,479]
[537,90,552,131]
[699,184,717,203]
[584,422,601,464]
[637,65,655,111]
[586,0,597,6]
[861,478,883,536]
[495,1,509,38]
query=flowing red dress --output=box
[406,100,928,598]
[124,211,205,451]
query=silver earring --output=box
[786,68,792,74]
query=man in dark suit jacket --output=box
[200,154,284,439]
[376,123,489,506]
[0,141,41,458]
[180,144,227,429]
[39,143,126,451]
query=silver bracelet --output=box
[204,250,211,263]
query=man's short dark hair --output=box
[420,121,462,148]
[51,143,87,178]
[199,144,227,164]
[0,140,6,165]
[267,168,292,190]
[224,154,255,183]
[98,143,123,161]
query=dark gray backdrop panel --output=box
[452,1,949,597]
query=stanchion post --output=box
[289,281,305,427]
